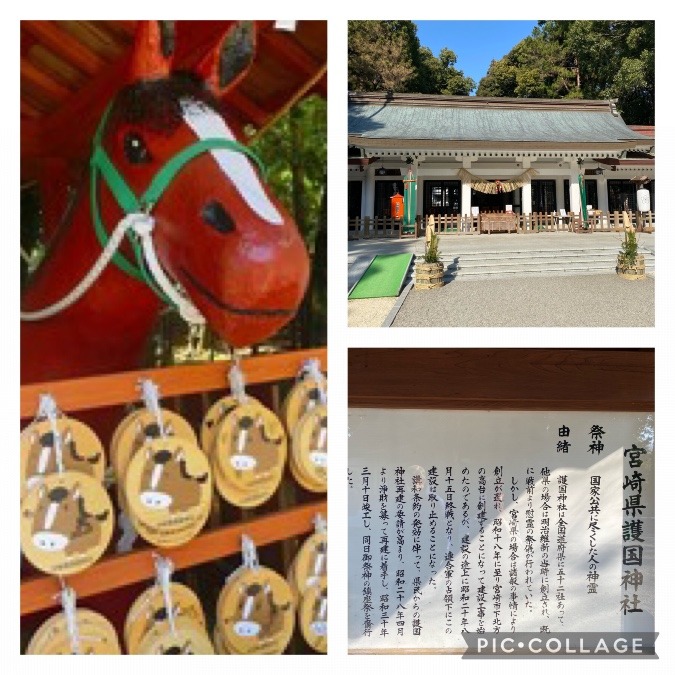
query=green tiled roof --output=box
[348,94,650,144]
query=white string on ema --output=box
[58,584,81,655]
[138,378,166,437]
[37,393,65,474]
[313,512,327,535]
[153,553,177,636]
[241,534,259,571]
[299,359,327,404]
[229,356,248,405]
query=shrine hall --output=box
[347,92,655,228]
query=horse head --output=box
[96,21,310,347]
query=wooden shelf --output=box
[21,499,326,615]
[20,347,328,617]
[21,347,327,418]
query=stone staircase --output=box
[409,246,655,282]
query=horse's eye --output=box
[202,200,236,234]
[123,132,151,164]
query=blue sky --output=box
[414,20,538,93]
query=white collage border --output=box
[2,3,672,673]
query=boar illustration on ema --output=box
[24,428,102,488]
[138,448,208,512]
[228,415,283,479]
[297,385,324,418]
[308,414,327,473]
[161,640,195,654]
[24,483,110,556]
[224,582,292,641]
[131,419,176,454]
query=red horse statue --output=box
[21,21,310,384]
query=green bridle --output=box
[89,100,267,305]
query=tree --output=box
[251,95,326,246]
[348,20,475,95]
[251,94,327,347]
[415,46,475,95]
[477,34,577,98]
[562,20,654,124]
[348,21,416,92]
[476,20,654,124]
[476,58,517,97]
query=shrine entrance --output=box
[471,185,518,213]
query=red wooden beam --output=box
[173,20,242,69]
[20,58,71,105]
[21,101,42,120]
[258,28,321,77]
[21,500,326,615]
[311,71,328,98]
[223,89,270,129]
[256,63,327,138]
[21,347,327,418]
[25,56,128,163]
[22,21,107,76]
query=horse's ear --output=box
[196,21,256,96]
[129,20,174,83]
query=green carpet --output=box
[348,253,413,299]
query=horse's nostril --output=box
[202,201,235,234]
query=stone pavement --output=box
[391,274,654,327]
[347,232,655,327]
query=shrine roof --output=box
[348,92,652,145]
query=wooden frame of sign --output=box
[349,349,653,412]
[348,348,653,654]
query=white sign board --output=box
[348,410,654,651]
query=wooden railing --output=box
[423,211,656,235]
[348,212,655,239]
[348,216,419,240]
[20,348,327,615]
[426,214,481,234]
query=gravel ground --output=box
[392,274,654,327]
[349,297,399,327]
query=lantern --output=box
[636,188,650,213]
[390,193,404,220]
